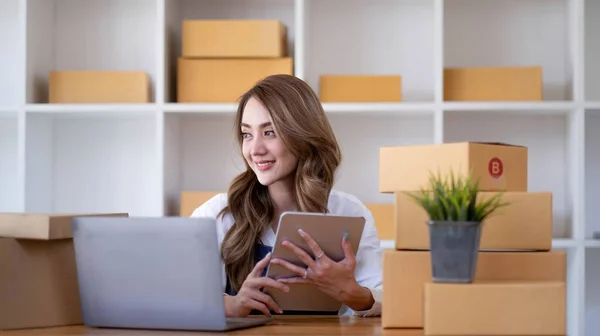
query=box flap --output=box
[0,213,129,240]
[466,141,526,148]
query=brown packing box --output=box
[180,191,222,217]
[379,142,528,192]
[319,75,402,102]
[0,238,80,330]
[382,250,566,329]
[182,20,287,58]
[424,281,565,335]
[0,213,129,240]
[444,66,543,101]
[177,58,293,103]
[365,203,395,240]
[49,71,150,103]
[394,191,553,251]
[0,213,128,330]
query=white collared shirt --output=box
[190,189,383,317]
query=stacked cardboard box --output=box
[317,65,539,103]
[48,71,151,103]
[378,142,566,335]
[177,20,293,103]
[179,190,222,216]
[0,212,128,331]
[319,75,402,102]
[364,203,395,240]
[444,66,543,101]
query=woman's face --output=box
[241,97,298,187]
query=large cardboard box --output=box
[0,213,128,330]
[319,75,402,102]
[444,66,543,101]
[49,71,150,103]
[0,238,80,330]
[180,191,222,217]
[182,20,287,58]
[379,142,528,193]
[424,281,565,335]
[177,58,293,103]
[382,250,566,329]
[365,203,395,240]
[394,191,553,251]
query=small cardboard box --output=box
[49,71,150,103]
[379,142,528,192]
[444,66,543,101]
[365,203,394,240]
[180,191,222,217]
[382,250,566,329]
[424,281,565,335]
[0,212,128,330]
[182,20,287,58]
[394,191,553,251]
[319,75,402,102]
[177,58,293,103]
[0,213,128,240]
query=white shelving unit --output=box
[0,0,597,334]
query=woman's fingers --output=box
[281,240,316,269]
[297,229,327,261]
[341,234,356,266]
[239,296,271,317]
[248,290,283,314]
[253,275,291,292]
[270,258,307,278]
[247,275,291,293]
[277,277,312,285]
[250,252,272,277]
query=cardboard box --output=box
[319,75,402,102]
[444,66,543,101]
[180,191,222,217]
[394,192,552,251]
[0,238,81,330]
[424,281,565,335]
[177,58,293,103]
[0,213,128,330]
[182,20,287,58]
[379,142,528,192]
[49,71,150,103]
[365,203,395,240]
[0,213,128,240]
[382,250,566,329]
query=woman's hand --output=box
[269,229,374,312]
[225,252,289,317]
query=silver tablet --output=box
[264,211,365,314]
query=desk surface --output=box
[1,316,423,336]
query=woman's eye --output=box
[241,132,251,139]
[265,130,275,136]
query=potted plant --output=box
[405,169,508,283]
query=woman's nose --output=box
[250,136,267,155]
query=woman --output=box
[191,74,383,318]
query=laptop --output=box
[71,216,271,331]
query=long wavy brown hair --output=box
[218,74,342,292]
